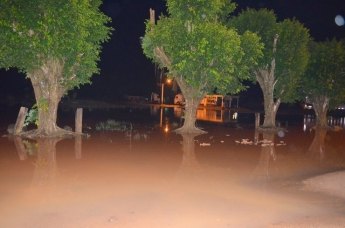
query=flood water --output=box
[1,106,345,227]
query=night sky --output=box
[1,0,344,104]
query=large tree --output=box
[142,0,263,134]
[0,0,112,136]
[228,9,310,129]
[301,39,345,128]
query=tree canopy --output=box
[142,0,263,97]
[0,0,112,90]
[301,39,345,109]
[0,0,112,136]
[228,8,310,103]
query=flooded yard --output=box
[1,106,345,227]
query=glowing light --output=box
[277,130,285,138]
[164,124,169,133]
[335,15,345,26]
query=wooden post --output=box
[14,107,28,135]
[149,8,155,27]
[255,112,260,129]
[75,108,83,134]
[75,135,82,159]
[160,108,163,127]
[13,136,28,160]
[254,130,260,145]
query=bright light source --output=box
[232,112,238,120]
[164,124,169,133]
[166,78,172,84]
[335,15,345,26]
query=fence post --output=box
[255,112,260,129]
[14,107,28,135]
[75,108,83,134]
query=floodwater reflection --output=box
[252,131,276,183]
[31,138,59,187]
[308,127,328,161]
[304,114,345,131]
[12,137,76,187]
[175,133,202,181]
[172,107,238,123]
[1,112,345,227]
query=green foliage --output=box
[301,39,345,108]
[142,0,263,96]
[0,0,112,90]
[228,9,278,65]
[228,9,310,102]
[167,0,236,23]
[24,104,38,127]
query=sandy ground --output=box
[304,171,345,200]
[271,171,345,227]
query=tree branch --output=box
[154,46,172,69]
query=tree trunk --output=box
[28,59,66,136]
[174,96,205,134]
[311,95,329,128]
[152,46,206,134]
[174,77,206,134]
[256,69,280,129]
[256,35,281,129]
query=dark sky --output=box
[1,0,344,103]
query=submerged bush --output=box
[95,119,132,132]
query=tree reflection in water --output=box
[12,136,83,188]
[252,131,276,184]
[31,138,60,187]
[174,133,203,182]
[308,127,328,161]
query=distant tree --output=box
[301,39,345,128]
[142,0,263,134]
[228,9,310,129]
[0,0,112,136]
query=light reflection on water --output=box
[303,114,345,131]
[172,107,238,123]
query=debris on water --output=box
[108,216,117,223]
[276,141,286,146]
[63,125,72,131]
[259,139,272,144]
[200,142,211,146]
[235,139,253,145]
[261,143,274,147]
[7,123,14,134]
[235,138,286,147]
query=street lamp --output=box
[161,78,172,104]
